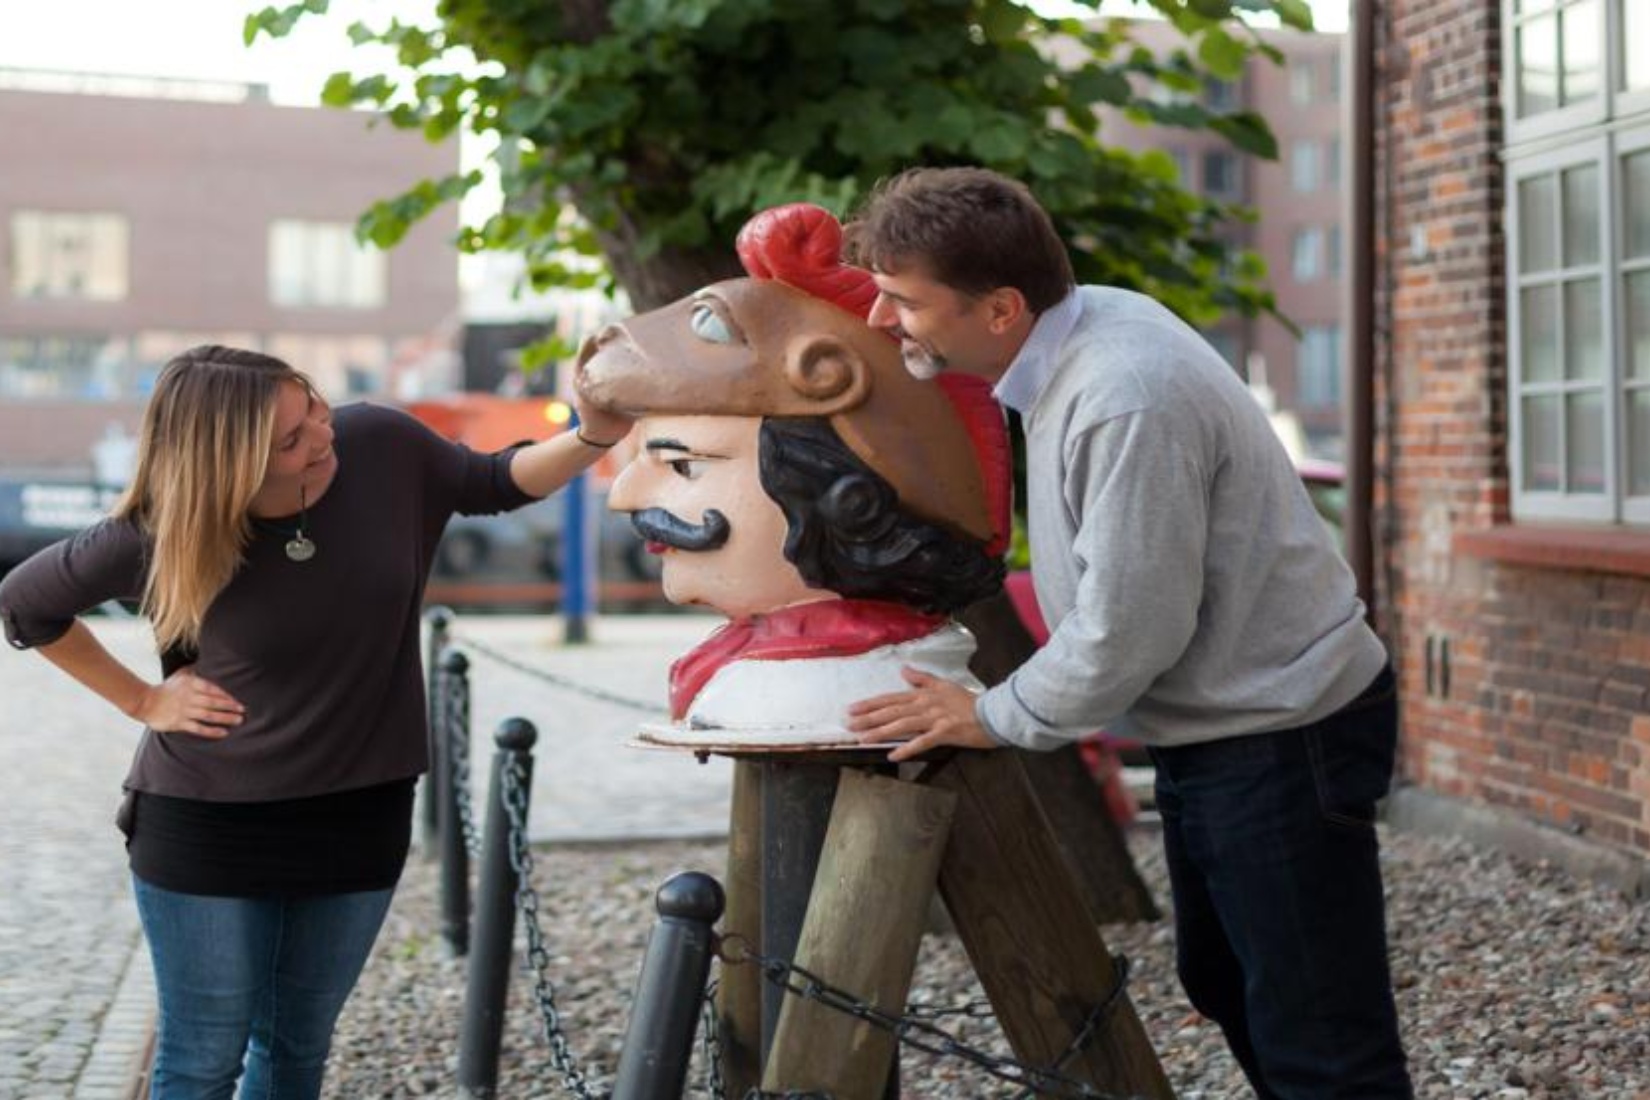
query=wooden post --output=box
[716,760,764,1099]
[762,770,957,1098]
[758,761,839,1060]
[1018,747,1159,922]
[926,751,1175,1098]
[955,591,1159,924]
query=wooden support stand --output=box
[715,749,1175,1100]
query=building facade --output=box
[1102,24,1350,458]
[1370,0,1650,873]
[0,70,460,473]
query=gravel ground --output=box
[324,825,1650,1099]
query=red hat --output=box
[736,203,1013,556]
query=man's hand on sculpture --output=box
[849,667,999,762]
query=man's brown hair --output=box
[844,167,1075,313]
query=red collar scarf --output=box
[669,599,947,719]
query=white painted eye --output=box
[690,302,734,344]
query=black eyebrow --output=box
[644,438,729,460]
[644,438,692,454]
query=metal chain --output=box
[452,631,666,714]
[501,756,610,1100]
[443,658,483,858]
[699,979,728,1100]
[718,936,1142,1100]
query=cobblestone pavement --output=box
[0,618,158,1100]
[0,610,729,1099]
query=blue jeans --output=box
[1149,666,1412,1099]
[132,877,394,1100]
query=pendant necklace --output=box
[285,487,316,562]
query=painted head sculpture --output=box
[575,204,1010,747]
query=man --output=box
[576,202,1009,744]
[845,167,1412,1099]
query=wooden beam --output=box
[715,760,763,1099]
[928,752,1175,1097]
[763,770,957,1098]
[956,590,1159,924]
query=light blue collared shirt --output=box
[991,290,1081,414]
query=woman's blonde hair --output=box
[114,345,311,650]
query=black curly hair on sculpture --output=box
[757,418,1004,614]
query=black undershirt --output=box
[122,779,416,897]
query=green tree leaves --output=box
[249,0,1310,324]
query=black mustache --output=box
[630,507,731,552]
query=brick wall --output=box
[1374,0,1650,855]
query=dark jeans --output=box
[1149,666,1413,1099]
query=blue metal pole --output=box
[562,414,592,644]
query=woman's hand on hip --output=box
[132,667,245,739]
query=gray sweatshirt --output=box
[976,287,1387,751]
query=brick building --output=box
[0,69,460,474]
[1366,0,1650,884]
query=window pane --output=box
[1564,278,1603,380]
[1522,395,1562,491]
[1292,228,1323,281]
[1517,15,1559,116]
[9,211,128,301]
[1561,163,1599,267]
[1626,151,1650,260]
[1290,142,1319,192]
[1521,284,1561,383]
[1519,174,1558,273]
[1630,390,1650,495]
[1290,64,1314,105]
[1560,0,1601,105]
[1516,0,1555,12]
[1628,271,1650,381]
[1204,151,1237,196]
[1566,390,1605,493]
[1628,0,1650,91]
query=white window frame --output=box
[1618,125,1650,524]
[1502,0,1609,146]
[1506,138,1615,522]
[1503,0,1650,527]
[1616,0,1650,118]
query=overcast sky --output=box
[0,0,1349,105]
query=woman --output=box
[0,345,632,1099]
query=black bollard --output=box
[457,717,538,1098]
[611,873,727,1100]
[438,648,472,957]
[421,606,454,855]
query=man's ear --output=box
[984,287,1029,335]
[783,334,871,411]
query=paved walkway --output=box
[0,611,731,1098]
[0,618,158,1100]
